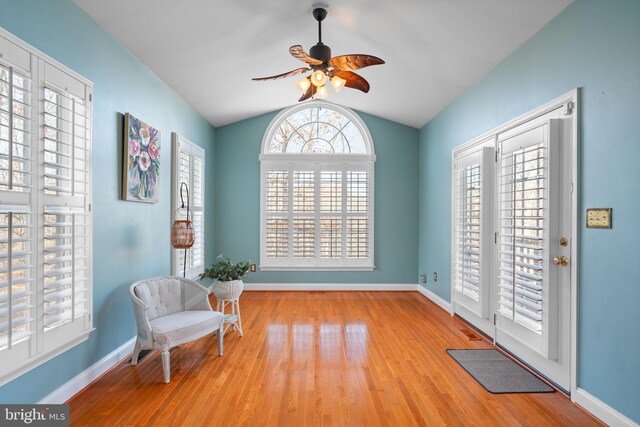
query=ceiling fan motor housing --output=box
[310,43,331,64]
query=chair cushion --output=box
[150,311,223,345]
[134,278,183,320]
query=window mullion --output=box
[341,165,347,262]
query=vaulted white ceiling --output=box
[73,0,571,128]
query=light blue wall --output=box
[215,109,419,284]
[418,0,640,422]
[0,0,216,402]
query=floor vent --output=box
[307,291,327,294]
[459,329,482,341]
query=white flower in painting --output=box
[138,151,151,172]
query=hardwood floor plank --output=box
[68,291,602,426]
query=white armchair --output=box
[129,276,224,383]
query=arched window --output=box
[260,102,375,270]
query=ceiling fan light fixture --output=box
[296,77,311,93]
[311,69,327,87]
[330,75,346,92]
[314,84,329,99]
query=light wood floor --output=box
[68,291,601,426]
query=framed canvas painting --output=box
[123,113,160,203]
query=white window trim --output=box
[259,101,375,271]
[171,133,205,279]
[0,27,94,387]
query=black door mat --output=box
[446,349,555,394]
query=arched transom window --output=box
[267,106,367,154]
[260,102,375,270]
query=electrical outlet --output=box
[433,272,438,282]
[250,263,257,272]
[419,274,427,284]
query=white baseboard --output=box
[416,285,453,314]
[573,388,638,427]
[243,283,416,291]
[39,336,136,404]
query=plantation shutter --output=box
[453,147,492,318]
[172,134,205,279]
[0,28,93,385]
[497,121,559,337]
[42,63,92,342]
[262,162,373,268]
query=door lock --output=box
[560,237,568,247]
[553,256,568,267]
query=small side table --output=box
[212,280,244,337]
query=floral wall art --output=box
[123,113,160,203]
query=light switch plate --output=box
[586,208,612,229]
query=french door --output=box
[453,99,575,392]
[495,110,573,391]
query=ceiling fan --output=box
[252,7,385,101]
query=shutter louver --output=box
[0,211,33,349]
[320,171,342,259]
[292,171,315,259]
[266,218,288,258]
[43,86,89,197]
[265,170,289,259]
[0,65,32,193]
[346,217,368,258]
[43,208,89,329]
[454,163,481,301]
[346,171,369,259]
[498,142,546,333]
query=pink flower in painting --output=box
[129,138,140,158]
[138,151,151,172]
[148,140,159,160]
[140,124,150,147]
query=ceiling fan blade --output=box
[252,67,310,81]
[329,55,385,71]
[289,45,323,65]
[331,70,370,93]
[298,84,317,102]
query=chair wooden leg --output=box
[130,340,142,365]
[218,324,224,356]
[161,349,170,383]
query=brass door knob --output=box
[553,256,568,267]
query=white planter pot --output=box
[212,279,243,301]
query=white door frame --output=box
[450,88,580,397]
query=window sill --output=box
[0,328,94,388]
[259,265,376,272]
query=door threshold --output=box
[495,343,570,396]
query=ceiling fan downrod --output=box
[310,8,331,64]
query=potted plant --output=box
[200,256,250,304]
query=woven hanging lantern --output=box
[171,183,195,250]
[171,218,194,249]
